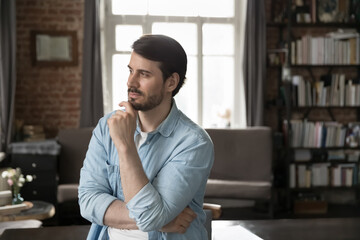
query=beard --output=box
[128,87,164,111]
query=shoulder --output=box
[96,111,116,129]
[176,111,213,146]
[92,111,116,141]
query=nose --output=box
[127,72,139,88]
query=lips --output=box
[129,92,141,99]
[128,88,143,99]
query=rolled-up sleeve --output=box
[78,118,117,225]
[126,135,214,232]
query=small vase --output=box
[12,190,24,205]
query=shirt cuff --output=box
[126,182,160,220]
[96,194,118,225]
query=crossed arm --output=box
[104,200,196,233]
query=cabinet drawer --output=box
[25,171,57,186]
[12,154,57,171]
[21,185,57,204]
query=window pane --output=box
[149,0,198,16]
[199,0,234,17]
[112,54,130,110]
[174,56,198,123]
[203,24,234,55]
[152,23,197,55]
[112,0,147,15]
[116,25,143,51]
[202,56,234,128]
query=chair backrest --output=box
[57,128,94,184]
[205,127,272,182]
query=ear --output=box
[165,73,180,93]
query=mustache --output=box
[128,88,143,95]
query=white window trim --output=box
[100,0,247,128]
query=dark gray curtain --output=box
[0,0,16,152]
[243,0,266,126]
[80,0,104,127]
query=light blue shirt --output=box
[78,101,214,240]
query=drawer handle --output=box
[32,190,37,195]
[32,175,37,180]
[32,163,37,168]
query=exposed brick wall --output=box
[15,0,84,138]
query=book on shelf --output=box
[287,74,360,107]
[290,29,360,65]
[345,149,360,162]
[284,119,348,148]
[330,163,358,187]
[312,163,330,187]
[289,162,358,188]
[327,150,346,161]
[267,48,288,66]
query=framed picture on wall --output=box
[30,30,78,67]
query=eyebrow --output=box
[127,65,152,75]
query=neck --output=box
[138,98,173,132]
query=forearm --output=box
[103,199,138,229]
[117,145,149,203]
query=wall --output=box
[15,0,84,138]
[17,0,345,138]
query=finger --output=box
[177,226,186,234]
[114,109,125,116]
[183,207,197,219]
[179,220,191,229]
[181,213,196,224]
[119,101,137,116]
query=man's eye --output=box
[141,72,149,77]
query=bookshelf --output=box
[267,0,360,217]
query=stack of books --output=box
[23,125,46,142]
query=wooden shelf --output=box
[290,147,360,150]
[290,64,360,68]
[267,22,360,28]
[291,186,360,191]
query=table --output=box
[0,225,90,240]
[1,218,360,240]
[212,218,360,240]
[0,201,55,222]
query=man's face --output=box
[127,52,166,111]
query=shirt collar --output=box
[136,99,180,138]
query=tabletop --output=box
[0,201,55,222]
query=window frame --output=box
[101,0,246,127]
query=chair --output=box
[204,127,273,218]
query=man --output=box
[78,34,214,240]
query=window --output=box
[101,0,247,128]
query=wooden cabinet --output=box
[11,154,58,205]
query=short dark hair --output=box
[132,34,187,97]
